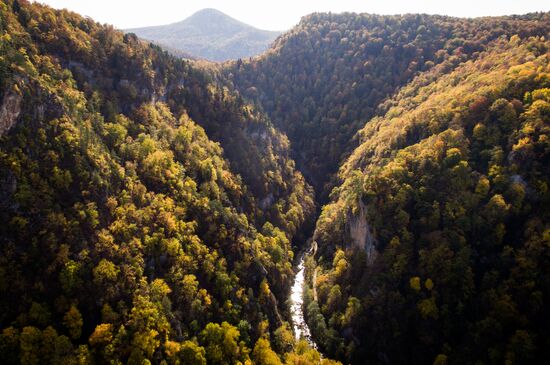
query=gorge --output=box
[0,1,549,364]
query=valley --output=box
[0,1,549,364]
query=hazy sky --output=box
[34,0,549,31]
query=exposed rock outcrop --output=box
[0,92,22,137]
[347,200,377,265]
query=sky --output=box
[34,0,549,31]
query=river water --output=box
[289,252,317,348]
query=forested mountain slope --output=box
[310,36,550,364]
[1,0,550,364]
[0,1,322,363]
[226,12,550,196]
[127,9,282,62]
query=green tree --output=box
[199,322,247,365]
[179,340,207,365]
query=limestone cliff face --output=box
[346,200,377,265]
[0,92,22,137]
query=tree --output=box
[273,323,295,354]
[63,305,83,339]
[20,326,42,365]
[178,340,207,365]
[199,322,247,365]
[252,338,282,365]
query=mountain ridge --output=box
[126,8,282,61]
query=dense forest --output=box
[226,12,550,198]
[224,12,550,364]
[1,0,549,364]
[310,36,550,364]
[0,1,327,363]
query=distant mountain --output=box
[126,8,282,61]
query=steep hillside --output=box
[226,12,550,197]
[311,36,550,364]
[0,1,322,363]
[2,0,550,364]
[127,9,282,61]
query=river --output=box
[289,248,317,348]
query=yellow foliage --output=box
[410,277,421,291]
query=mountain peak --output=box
[126,8,282,61]
[190,8,227,17]
[181,8,244,28]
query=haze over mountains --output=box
[126,8,282,61]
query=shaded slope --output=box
[226,12,550,197]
